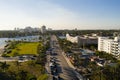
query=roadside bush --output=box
[37,74,48,80]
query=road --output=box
[0,57,17,62]
[46,35,82,80]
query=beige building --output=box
[66,33,98,46]
[78,37,98,46]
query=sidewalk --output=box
[45,53,53,80]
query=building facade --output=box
[98,37,120,57]
[66,33,98,46]
[41,25,46,34]
[66,34,79,43]
[78,37,98,46]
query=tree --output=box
[89,67,106,80]
[0,61,9,72]
[14,61,20,71]
[18,70,27,80]
[13,51,19,57]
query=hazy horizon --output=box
[0,0,120,30]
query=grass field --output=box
[7,42,40,56]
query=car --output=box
[52,76,57,80]
[58,75,61,80]
[51,70,54,75]
[51,52,57,55]
[18,56,24,59]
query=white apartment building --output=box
[98,37,120,57]
[111,37,120,56]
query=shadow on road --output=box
[55,59,60,62]
[63,67,79,80]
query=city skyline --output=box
[0,0,120,30]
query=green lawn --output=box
[7,42,40,56]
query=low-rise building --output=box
[78,37,98,46]
[66,34,79,43]
[66,33,98,46]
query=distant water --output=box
[0,38,8,49]
[0,35,39,49]
[59,36,66,39]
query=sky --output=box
[0,0,120,30]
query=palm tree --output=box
[14,61,20,70]
[19,70,27,80]
[0,61,9,72]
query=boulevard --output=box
[46,35,83,80]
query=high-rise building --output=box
[48,28,52,31]
[98,36,120,57]
[41,25,46,34]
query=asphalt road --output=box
[48,35,78,80]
